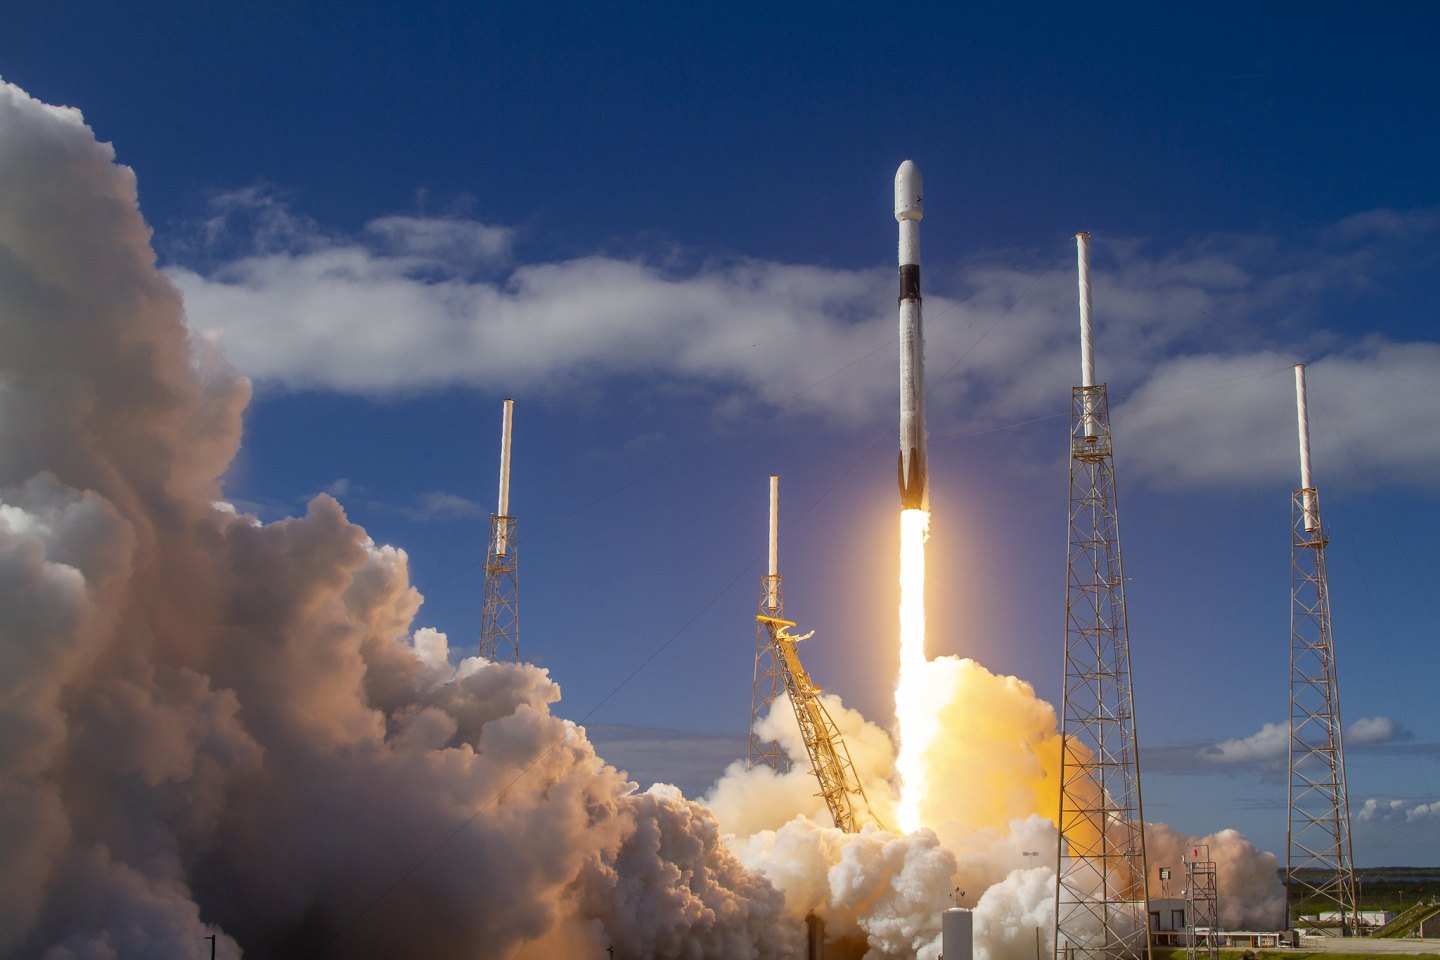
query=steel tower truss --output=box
[1184,845,1218,960]
[478,515,518,661]
[1056,384,1152,960]
[1286,487,1358,933]
[749,573,792,772]
[759,614,881,833]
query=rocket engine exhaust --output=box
[896,159,928,512]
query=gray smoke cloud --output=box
[0,80,796,960]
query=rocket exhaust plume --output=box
[892,159,932,833]
[895,508,932,832]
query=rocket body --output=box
[895,160,928,511]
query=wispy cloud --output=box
[398,491,488,522]
[1147,716,1412,776]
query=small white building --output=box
[1149,898,1292,948]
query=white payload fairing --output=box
[895,159,928,511]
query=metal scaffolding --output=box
[749,475,791,772]
[479,515,518,661]
[1184,845,1218,960]
[1055,233,1151,960]
[1286,364,1357,936]
[479,400,519,662]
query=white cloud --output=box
[1116,343,1440,490]
[1200,715,1406,768]
[1347,715,1406,745]
[1201,721,1289,765]
[1358,797,1440,823]
[168,185,1440,492]
[1359,798,1408,821]
[1409,801,1440,821]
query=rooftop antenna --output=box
[479,399,519,661]
[1055,232,1152,960]
[1286,364,1358,934]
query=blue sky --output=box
[5,3,1439,865]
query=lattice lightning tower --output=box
[1055,233,1152,960]
[479,399,519,662]
[1286,363,1358,934]
[749,475,791,771]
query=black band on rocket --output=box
[899,264,920,302]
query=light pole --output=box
[1023,852,1041,960]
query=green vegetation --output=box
[1285,867,1440,919]
[1152,951,1440,960]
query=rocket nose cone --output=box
[895,160,923,221]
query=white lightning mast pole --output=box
[1294,365,1318,532]
[496,397,514,555]
[766,475,780,612]
[1077,232,1098,438]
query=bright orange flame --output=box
[894,508,932,833]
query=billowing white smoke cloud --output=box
[0,80,795,960]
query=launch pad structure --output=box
[1286,364,1359,934]
[748,476,881,832]
[479,399,520,662]
[1054,233,1152,960]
